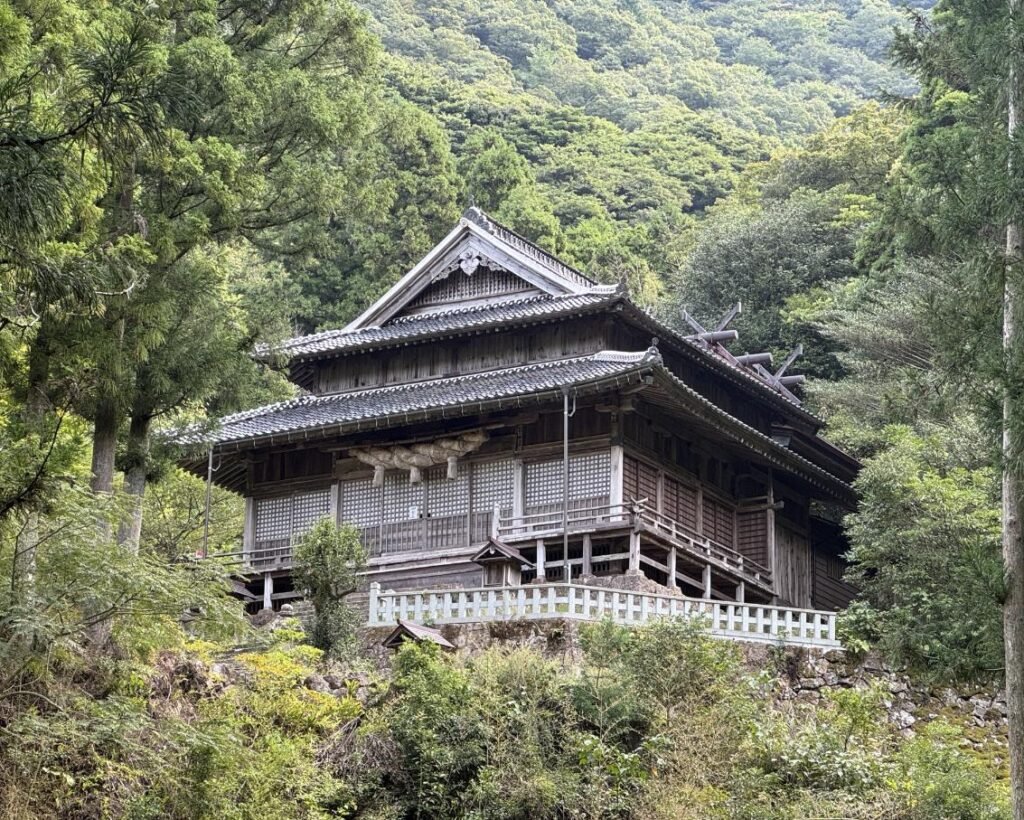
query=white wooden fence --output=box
[368,582,840,649]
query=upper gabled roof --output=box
[275,287,622,362]
[265,209,824,424]
[344,207,595,332]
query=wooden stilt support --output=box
[702,564,712,600]
[736,580,745,603]
[667,547,678,589]
[627,531,641,576]
[582,534,592,578]
[535,539,546,582]
[263,572,274,610]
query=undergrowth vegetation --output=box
[1,605,1006,819]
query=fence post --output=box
[368,582,381,625]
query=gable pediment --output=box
[344,209,594,331]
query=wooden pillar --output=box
[610,444,624,511]
[243,497,255,566]
[702,564,712,600]
[535,539,546,582]
[513,459,525,528]
[667,547,678,589]
[263,571,274,610]
[736,580,745,603]
[330,481,340,526]
[627,531,641,575]
[582,533,593,578]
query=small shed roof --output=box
[382,619,456,651]
[472,538,535,568]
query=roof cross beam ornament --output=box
[681,302,742,346]
[680,303,805,406]
[753,344,806,404]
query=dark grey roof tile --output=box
[268,288,621,361]
[178,349,659,447]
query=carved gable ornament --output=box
[434,250,487,280]
[343,209,592,332]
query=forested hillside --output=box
[297,0,920,326]
[341,0,916,309]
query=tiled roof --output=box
[264,286,820,426]
[270,288,621,361]
[616,302,821,423]
[462,207,595,289]
[648,362,856,503]
[178,349,659,448]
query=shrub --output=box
[292,520,366,659]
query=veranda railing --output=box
[495,501,772,586]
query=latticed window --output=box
[339,477,381,555]
[525,460,561,508]
[252,488,331,568]
[570,452,610,506]
[339,478,381,527]
[424,464,471,550]
[292,490,331,533]
[254,497,292,543]
[384,472,421,520]
[426,464,469,516]
[471,458,514,542]
[525,452,611,516]
[380,472,422,555]
[569,450,606,507]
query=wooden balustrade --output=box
[496,500,772,587]
[218,501,775,597]
[368,581,840,649]
[634,506,772,581]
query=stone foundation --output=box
[577,573,683,596]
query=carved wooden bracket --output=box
[351,430,489,485]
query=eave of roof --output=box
[644,366,856,506]
[383,620,456,649]
[174,347,855,505]
[472,538,535,568]
[273,288,622,363]
[265,289,824,430]
[613,301,825,429]
[175,349,660,452]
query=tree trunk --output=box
[117,411,151,554]
[90,397,118,495]
[11,326,51,601]
[1005,8,1024,815]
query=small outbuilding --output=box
[381,619,456,651]
[472,538,534,587]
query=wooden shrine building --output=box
[179,208,858,622]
